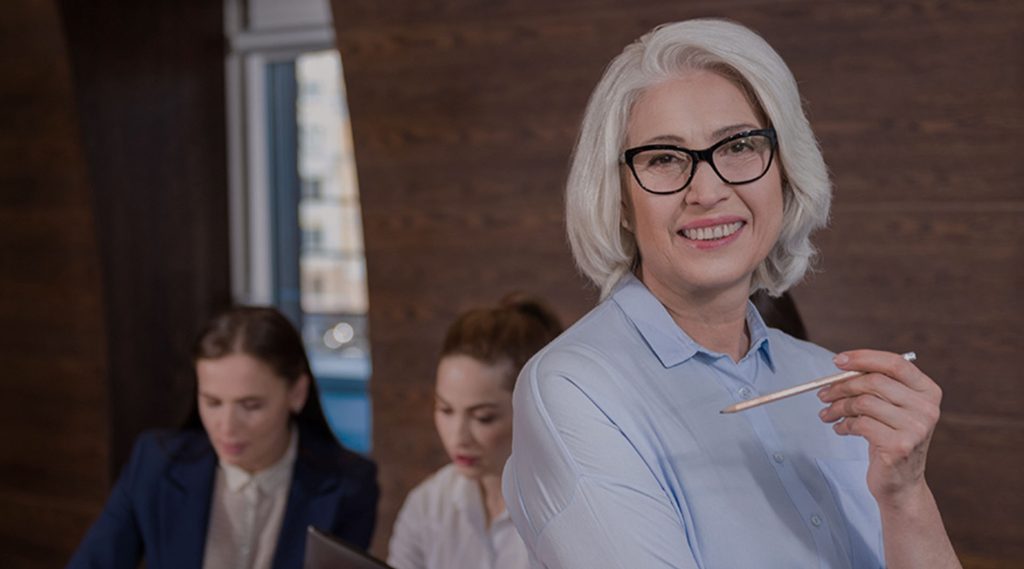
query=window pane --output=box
[295,50,371,453]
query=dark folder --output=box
[303,526,395,569]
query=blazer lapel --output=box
[159,437,217,569]
[272,438,342,569]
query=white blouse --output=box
[388,464,529,569]
[202,429,298,569]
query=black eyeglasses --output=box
[621,128,777,195]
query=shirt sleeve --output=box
[503,348,699,569]
[387,483,428,569]
[66,435,148,569]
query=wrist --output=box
[876,478,934,518]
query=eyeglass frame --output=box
[620,127,778,195]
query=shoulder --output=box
[516,299,643,412]
[107,429,212,502]
[129,429,211,469]
[404,464,459,509]
[296,426,378,487]
[527,300,633,377]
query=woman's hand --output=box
[817,349,943,503]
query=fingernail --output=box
[818,386,830,400]
[833,353,849,366]
[818,408,827,419]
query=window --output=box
[225,0,372,453]
[301,179,323,200]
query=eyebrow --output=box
[434,394,501,413]
[639,123,761,147]
[198,392,262,403]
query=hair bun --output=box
[441,292,564,388]
[499,292,562,335]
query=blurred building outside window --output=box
[225,0,372,453]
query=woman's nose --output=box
[219,407,240,436]
[454,417,474,445]
[684,162,730,208]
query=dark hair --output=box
[441,294,563,390]
[182,306,336,441]
[750,290,808,341]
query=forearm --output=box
[879,481,960,569]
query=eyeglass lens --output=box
[630,133,774,193]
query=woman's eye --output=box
[474,415,497,425]
[201,398,220,408]
[241,401,263,411]
[646,153,683,168]
[436,407,454,416]
[727,140,755,154]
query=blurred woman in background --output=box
[387,295,562,569]
[68,306,379,569]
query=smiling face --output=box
[433,354,514,481]
[623,69,784,304]
[197,353,308,473]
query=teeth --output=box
[682,221,743,241]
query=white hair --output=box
[566,18,832,299]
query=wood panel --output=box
[56,0,232,474]
[929,415,1024,561]
[332,0,1023,563]
[0,1,230,566]
[0,1,109,566]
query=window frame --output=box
[224,0,337,305]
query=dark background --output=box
[1,0,1020,567]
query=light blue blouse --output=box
[503,275,884,569]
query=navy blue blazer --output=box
[67,426,378,569]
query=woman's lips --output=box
[453,454,479,467]
[220,442,247,456]
[677,220,746,249]
[680,220,744,241]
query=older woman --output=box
[502,19,959,569]
[68,307,379,569]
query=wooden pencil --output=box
[720,352,917,414]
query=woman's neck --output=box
[478,474,506,527]
[641,272,753,362]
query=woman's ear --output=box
[289,374,310,414]
[619,175,636,233]
[620,199,634,233]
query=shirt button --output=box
[773,452,785,464]
[738,387,753,399]
[810,514,822,527]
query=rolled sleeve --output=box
[503,349,698,569]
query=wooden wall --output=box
[0,1,109,566]
[57,0,233,474]
[0,1,230,566]
[331,0,1023,565]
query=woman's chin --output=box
[452,461,485,480]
